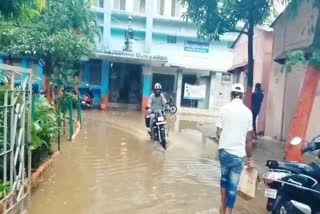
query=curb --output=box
[72,120,81,140]
[64,116,81,140]
[31,151,60,184]
[27,118,82,186]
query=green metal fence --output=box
[0,64,32,214]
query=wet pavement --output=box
[30,110,268,214]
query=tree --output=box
[0,0,45,20]
[181,0,274,108]
[0,0,97,90]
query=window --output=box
[139,0,146,13]
[167,36,177,44]
[171,0,176,17]
[113,0,126,10]
[133,0,146,13]
[92,0,103,8]
[157,0,165,15]
[120,0,126,10]
[99,0,104,8]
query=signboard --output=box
[184,83,206,100]
[184,41,209,53]
[98,49,168,61]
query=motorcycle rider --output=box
[147,83,167,134]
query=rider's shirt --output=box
[148,93,167,111]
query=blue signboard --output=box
[184,41,209,53]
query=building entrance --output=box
[109,63,142,109]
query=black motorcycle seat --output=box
[267,160,320,180]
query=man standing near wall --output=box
[252,83,264,138]
[216,83,254,214]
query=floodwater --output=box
[30,110,267,214]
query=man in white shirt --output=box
[216,83,254,214]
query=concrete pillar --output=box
[103,0,112,50]
[175,69,183,109]
[38,60,43,90]
[21,58,28,80]
[141,65,152,112]
[83,62,90,84]
[145,0,154,53]
[100,60,110,110]
[208,72,215,109]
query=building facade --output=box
[265,0,320,141]
[228,27,273,135]
[83,0,238,113]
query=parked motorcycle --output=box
[164,95,177,114]
[81,85,95,109]
[145,107,167,150]
[166,102,177,114]
[81,94,94,109]
[262,135,320,214]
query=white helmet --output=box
[231,83,245,94]
[154,83,162,90]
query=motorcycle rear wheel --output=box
[170,105,177,114]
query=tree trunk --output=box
[285,64,320,162]
[43,58,54,102]
[246,5,254,109]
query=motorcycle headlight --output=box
[158,116,164,122]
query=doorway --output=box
[109,63,142,109]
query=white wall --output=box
[152,35,233,71]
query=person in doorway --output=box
[147,83,167,133]
[216,83,255,214]
[252,83,264,138]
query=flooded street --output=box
[30,110,267,214]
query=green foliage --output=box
[0,181,10,199]
[282,50,306,72]
[0,0,97,87]
[31,96,59,149]
[310,52,320,69]
[57,92,76,115]
[0,0,45,20]
[181,0,272,41]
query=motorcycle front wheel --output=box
[273,197,299,214]
[160,129,166,150]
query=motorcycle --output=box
[81,94,94,109]
[145,107,167,150]
[262,135,320,214]
[166,102,177,114]
[165,95,177,114]
[81,86,95,109]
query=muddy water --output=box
[30,110,266,214]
